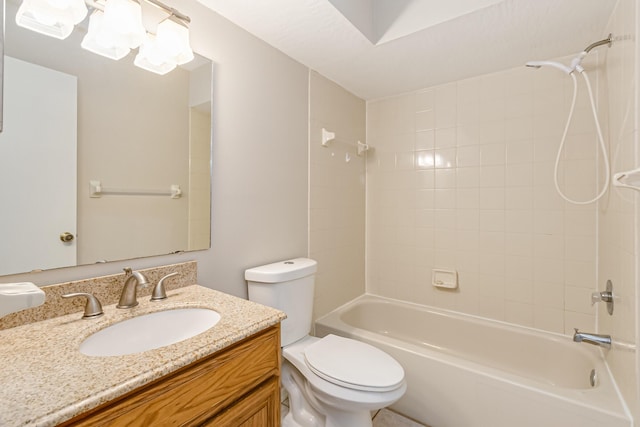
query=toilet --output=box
[245,258,406,427]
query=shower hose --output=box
[554,69,610,205]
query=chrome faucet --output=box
[573,328,611,349]
[117,268,150,309]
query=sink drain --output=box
[590,369,598,387]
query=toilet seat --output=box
[303,334,405,392]
[283,335,406,408]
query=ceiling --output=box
[196,0,617,100]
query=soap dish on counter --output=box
[0,282,45,318]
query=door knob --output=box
[59,232,74,242]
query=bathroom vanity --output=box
[62,325,281,426]
[0,273,285,427]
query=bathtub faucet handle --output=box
[590,280,614,315]
[591,291,612,305]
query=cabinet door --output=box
[206,377,280,427]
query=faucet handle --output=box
[591,280,614,315]
[591,291,612,305]
[151,272,179,301]
[62,293,104,319]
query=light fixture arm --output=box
[143,0,190,25]
[84,0,190,26]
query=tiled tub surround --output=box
[0,261,197,330]
[0,282,285,426]
[366,54,605,335]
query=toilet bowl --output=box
[245,258,406,427]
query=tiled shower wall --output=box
[599,0,638,418]
[309,71,367,320]
[366,55,606,335]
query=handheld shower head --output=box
[525,60,573,74]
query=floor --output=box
[372,409,429,427]
[281,402,428,426]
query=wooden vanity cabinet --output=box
[61,324,281,427]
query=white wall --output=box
[1,0,309,298]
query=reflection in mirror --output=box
[0,0,212,276]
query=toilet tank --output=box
[245,258,317,347]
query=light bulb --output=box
[81,10,130,60]
[102,0,145,49]
[134,33,177,75]
[156,19,194,65]
[16,0,87,40]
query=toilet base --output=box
[283,410,372,427]
[282,360,375,427]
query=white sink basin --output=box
[80,308,221,357]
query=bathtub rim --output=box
[318,293,588,344]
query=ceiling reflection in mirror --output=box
[0,0,212,276]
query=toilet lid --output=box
[303,334,404,392]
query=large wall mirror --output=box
[0,0,212,276]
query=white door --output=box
[0,56,77,275]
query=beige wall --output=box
[2,0,309,299]
[309,72,367,320]
[188,107,212,251]
[75,65,191,264]
[366,55,604,335]
[599,0,638,418]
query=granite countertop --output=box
[0,285,286,427]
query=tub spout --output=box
[573,328,611,349]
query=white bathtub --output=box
[315,294,631,427]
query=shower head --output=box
[526,35,613,77]
[525,60,573,74]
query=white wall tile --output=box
[366,58,606,335]
[415,110,435,131]
[435,148,457,168]
[480,143,506,166]
[435,169,457,189]
[506,163,533,187]
[597,2,639,413]
[416,130,435,150]
[415,89,434,111]
[436,107,457,129]
[506,140,534,164]
[480,165,505,187]
[456,167,480,188]
[505,301,534,327]
[479,188,505,210]
[435,128,457,149]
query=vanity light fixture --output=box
[16,0,88,40]
[134,17,193,75]
[15,0,194,74]
[81,0,145,60]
